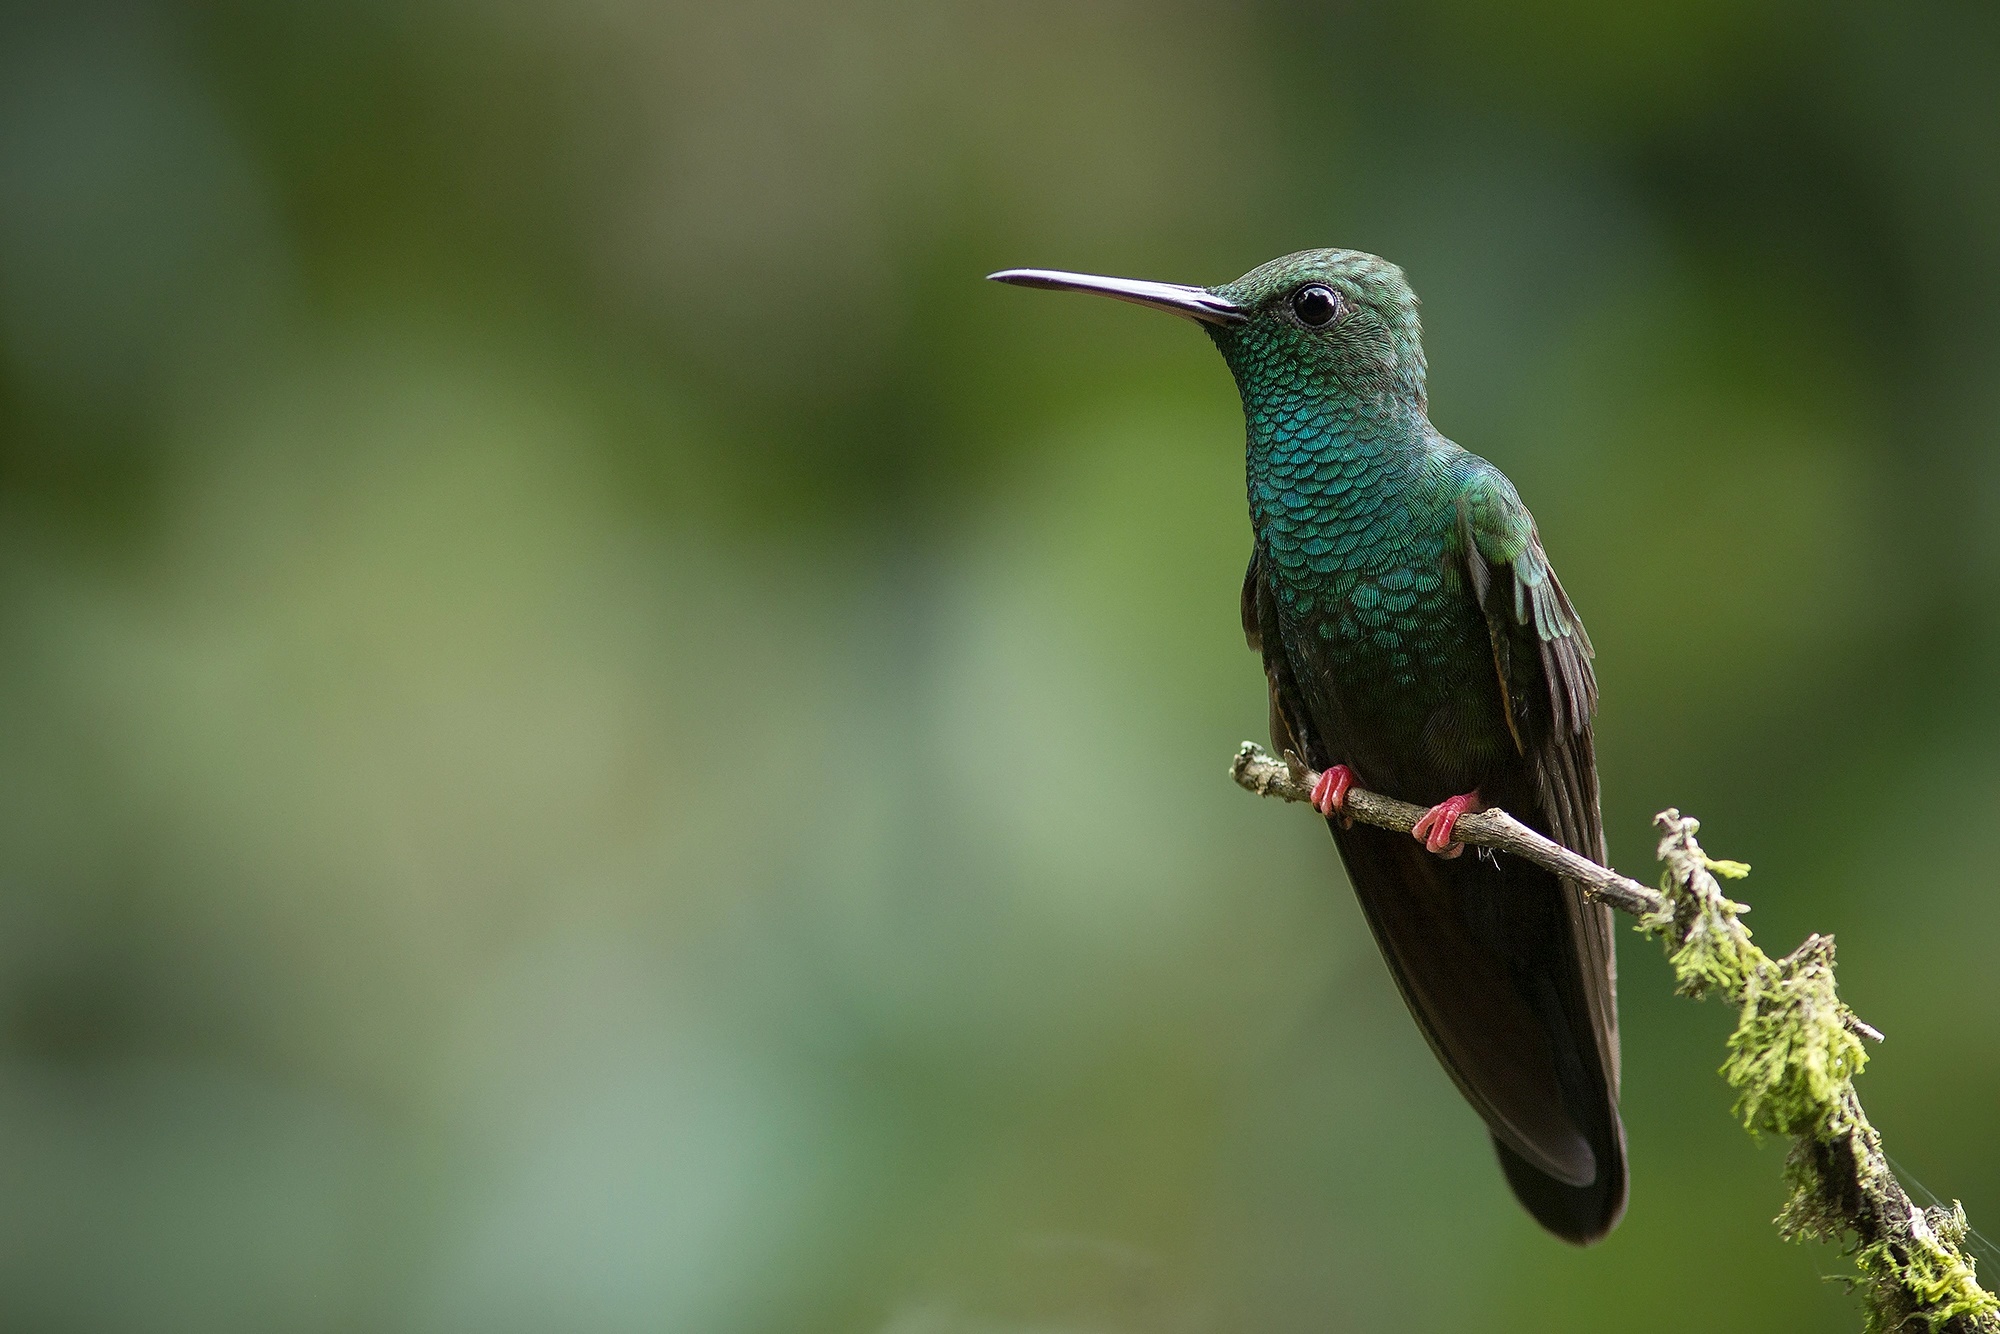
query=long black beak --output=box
[987,268,1245,325]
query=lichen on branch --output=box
[1229,742,1998,1334]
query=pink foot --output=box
[1411,790,1482,858]
[1310,764,1356,825]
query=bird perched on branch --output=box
[991,251,1625,1244]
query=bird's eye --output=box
[1290,284,1342,328]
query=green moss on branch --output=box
[1649,812,1996,1334]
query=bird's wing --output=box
[1242,546,1315,764]
[1457,470,1618,1097]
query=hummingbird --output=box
[990,251,1625,1244]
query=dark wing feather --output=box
[1243,547,1313,766]
[1459,499,1627,1241]
[1459,503,1619,1099]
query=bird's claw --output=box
[1411,790,1481,858]
[1310,764,1355,827]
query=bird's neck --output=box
[1241,383,1431,521]
[1236,380,1440,576]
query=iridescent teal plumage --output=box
[1211,252,1595,776]
[992,250,1626,1245]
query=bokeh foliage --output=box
[0,1,1995,1330]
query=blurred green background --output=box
[0,1,1996,1330]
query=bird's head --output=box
[990,248,1427,407]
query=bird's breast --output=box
[1249,448,1505,788]
[1251,456,1469,683]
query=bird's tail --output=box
[1495,1123,1626,1245]
[1328,818,1627,1244]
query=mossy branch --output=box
[1230,741,1998,1334]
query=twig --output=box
[1228,741,1661,917]
[1229,741,1995,1334]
